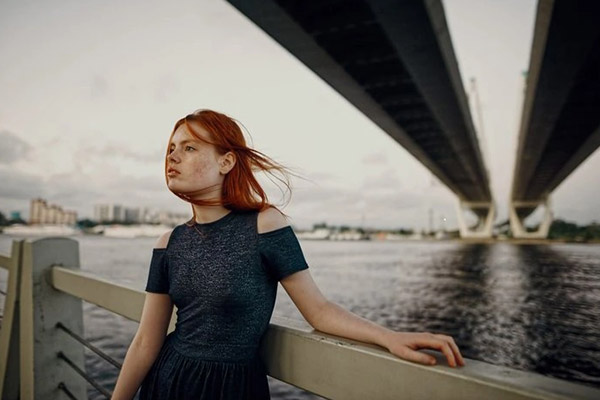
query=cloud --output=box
[361,151,389,166]
[0,130,32,164]
[75,142,164,165]
[292,166,420,209]
[0,161,180,219]
[289,181,422,216]
[292,184,358,206]
[0,167,45,199]
[90,75,109,99]
[103,173,166,196]
[43,170,167,203]
[361,168,402,191]
[155,74,180,103]
[0,168,107,215]
[301,171,338,183]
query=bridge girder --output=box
[227,0,493,218]
[511,0,600,225]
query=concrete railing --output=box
[1,237,599,399]
[0,240,23,400]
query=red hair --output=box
[164,109,294,220]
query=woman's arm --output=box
[112,230,174,399]
[111,293,174,399]
[281,270,464,367]
[257,207,465,368]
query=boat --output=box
[101,224,171,238]
[1,224,81,236]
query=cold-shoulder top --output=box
[139,209,309,399]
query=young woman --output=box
[112,109,465,399]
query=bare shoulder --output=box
[257,206,289,234]
[154,229,174,249]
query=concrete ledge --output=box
[0,242,22,400]
[50,266,177,332]
[0,254,12,271]
[264,316,600,399]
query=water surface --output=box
[1,235,598,398]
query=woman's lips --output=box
[167,168,180,176]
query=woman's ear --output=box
[219,151,236,174]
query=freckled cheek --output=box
[191,158,216,177]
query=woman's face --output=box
[166,123,227,199]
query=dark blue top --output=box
[144,209,309,363]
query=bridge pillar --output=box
[455,201,495,238]
[509,198,553,239]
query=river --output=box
[1,235,599,399]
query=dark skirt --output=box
[139,334,270,399]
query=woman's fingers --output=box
[399,347,437,366]
[435,334,465,366]
[387,331,466,368]
[418,336,457,367]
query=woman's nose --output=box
[168,150,179,163]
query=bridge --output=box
[510,0,600,238]
[227,0,495,238]
[227,0,600,239]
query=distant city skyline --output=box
[5,196,191,226]
[1,0,598,231]
[29,198,77,225]
[92,202,189,225]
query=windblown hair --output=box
[164,109,294,221]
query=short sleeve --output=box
[145,248,169,293]
[258,226,309,281]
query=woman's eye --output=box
[167,145,194,154]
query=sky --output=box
[1,0,598,231]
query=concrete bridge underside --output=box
[227,0,494,237]
[511,0,600,238]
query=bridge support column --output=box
[509,198,553,239]
[455,201,495,239]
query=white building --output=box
[94,204,126,223]
[124,207,141,223]
[94,204,188,226]
[158,210,190,226]
[94,204,111,222]
[29,198,77,225]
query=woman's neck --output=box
[191,205,231,224]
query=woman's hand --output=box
[384,331,466,367]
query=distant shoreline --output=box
[1,224,599,244]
